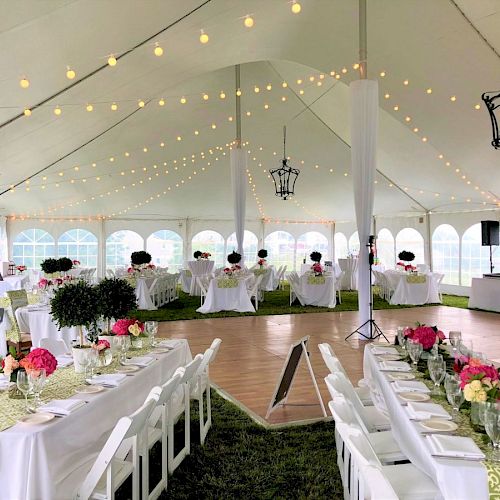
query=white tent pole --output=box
[426,212,433,271]
[98,219,105,279]
[359,0,367,79]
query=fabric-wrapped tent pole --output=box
[230,64,247,262]
[350,79,378,337]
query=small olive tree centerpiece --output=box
[50,281,100,372]
[96,278,137,335]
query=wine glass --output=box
[117,336,129,365]
[28,368,46,409]
[16,371,32,413]
[449,331,462,355]
[145,321,158,347]
[396,326,406,349]
[407,340,423,366]
[459,339,474,357]
[427,356,446,395]
[484,406,500,462]
[87,349,98,378]
[79,352,90,381]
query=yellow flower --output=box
[128,323,141,337]
[469,379,482,391]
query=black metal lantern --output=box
[269,126,300,200]
[482,91,500,149]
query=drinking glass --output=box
[407,340,423,366]
[87,349,98,378]
[484,406,500,462]
[118,336,129,364]
[28,368,46,409]
[428,356,446,394]
[449,331,462,355]
[79,352,90,381]
[145,321,159,347]
[459,339,474,357]
[396,326,406,349]
[16,371,32,413]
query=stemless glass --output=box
[459,339,474,357]
[397,326,406,349]
[118,336,129,364]
[79,352,90,381]
[449,331,462,355]
[28,368,46,409]
[16,371,32,413]
[428,357,446,394]
[145,321,159,347]
[407,340,423,366]
[484,406,500,462]
[87,349,98,378]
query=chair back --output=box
[209,338,222,361]
[196,277,209,296]
[324,372,365,417]
[40,338,69,356]
[249,274,264,296]
[6,289,28,317]
[180,354,204,385]
[359,465,399,500]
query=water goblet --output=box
[28,368,46,409]
[407,340,423,366]
[145,321,159,347]
[87,349,99,378]
[396,326,406,349]
[117,336,129,365]
[428,356,445,395]
[458,339,474,357]
[449,331,462,355]
[16,371,32,413]
[484,406,500,462]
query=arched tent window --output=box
[192,230,225,268]
[296,231,329,269]
[12,229,55,269]
[349,231,360,255]
[58,229,98,268]
[376,228,395,268]
[461,223,500,286]
[396,228,425,264]
[146,230,183,271]
[226,230,258,263]
[334,232,348,260]
[264,231,295,270]
[432,224,459,284]
[106,230,143,270]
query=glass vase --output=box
[470,401,481,426]
[130,336,143,349]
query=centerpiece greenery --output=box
[398,250,415,262]
[193,250,202,259]
[96,278,137,333]
[58,257,74,273]
[257,249,268,259]
[131,251,152,266]
[40,258,60,275]
[227,251,242,265]
[310,251,322,263]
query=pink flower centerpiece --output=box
[112,318,145,337]
[16,265,27,274]
[92,339,110,351]
[311,262,324,276]
[404,324,445,351]
[19,348,57,376]
[201,252,211,259]
[257,258,267,268]
[455,356,500,402]
[72,260,80,266]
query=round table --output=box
[187,260,215,295]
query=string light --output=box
[180,96,187,104]
[54,106,62,116]
[86,104,93,112]
[153,44,163,56]
[23,108,31,117]
[199,30,209,44]
[291,1,301,14]
[244,15,254,28]
[236,88,242,96]
[426,88,432,94]
[107,55,117,66]
[158,98,165,106]
[202,93,209,100]
[66,67,76,80]
[19,77,30,89]
[138,100,145,108]
[110,102,118,111]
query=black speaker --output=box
[481,220,499,246]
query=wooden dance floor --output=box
[159,306,500,425]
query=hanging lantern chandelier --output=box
[482,91,500,149]
[270,126,300,200]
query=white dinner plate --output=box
[18,412,55,425]
[378,354,403,361]
[387,372,415,381]
[399,391,431,402]
[74,384,105,394]
[116,365,140,373]
[420,419,458,433]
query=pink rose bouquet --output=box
[1,354,20,378]
[457,357,500,402]
[92,339,110,352]
[72,260,80,266]
[112,318,145,336]
[19,348,57,376]
[404,324,445,351]
[257,258,267,267]
[38,278,52,289]
[311,263,323,276]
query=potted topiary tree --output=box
[193,250,202,260]
[310,251,322,263]
[257,249,268,269]
[96,278,137,341]
[397,251,416,271]
[58,257,74,274]
[130,251,152,266]
[50,281,100,372]
[40,258,60,276]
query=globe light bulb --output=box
[219,91,226,99]
[111,102,118,111]
[54,106,62,116]
[199,30,209,44]
[19,78,30,89]
[138,100,145,108]
[203,93,209,100]
[23,108,31,117]
[66,67,76,80]
[244,16,254,28]
[154,44,163,57]
[291,1,301,14]
[180,97,187,104]
[86,104,93,112]
[158,98,165,106]
[108,56,117,66]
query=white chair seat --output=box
[362,405,391,431]
[368,431,407,463]
[383,463,440,499]
[90,459,133,500]
[354,386,373,406]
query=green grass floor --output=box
[118,391,342,499]
[132,286,469,323]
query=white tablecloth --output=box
[386,271,441,305]
[135,277,157,310]
[187,260,215,296]
[468,277,500,312]
[300,263,341,278]
[299,274,336,308]
[15,305,80,351]
[363,344,488,500]
[0,274,30,296]
[0,339,192,500]
[338,258,358,290]
[180,269,192,293]
[197,277,255,313]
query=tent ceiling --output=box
[1,0,499,222]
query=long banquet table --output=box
[363,344,489,500]
[0,339,192,500]
[468,277,500,312]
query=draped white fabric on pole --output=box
[230,147,247,261]
[350,79,378,337]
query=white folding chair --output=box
[142,369,184,500]
[40,338,70,356]
[288,275,304,306]
[168,354,204,474]
[434,272,445,302]
[196,277,209,306]
[339,424,439,500]
[318,343,373,405]
[278,265,287,290]
[335,271,345,304]
[71,388,160,500]
[325,373,390,431]
[191,338,222,444]
[248,274,264,310]
[147,279,159,308]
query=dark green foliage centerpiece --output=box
[130,251,152,266]
[227,251,242,265]
[257,249,268,259]
[50,281,100,348]
[58,257,74,273]
[40,258,60,275]
[193,250,202,259]
[310,251,322,263]
[96,278,137,333]
[398,250,415,262]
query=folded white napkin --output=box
[88,373,127,387]
[157,340,179,348]
[406,402,451,421]
[0,374,10,390]
[371,346,399,355]
[124,356,154,367]
[379,360,411,372]
[38,399,86,416]
[392,380,431,393]
[55,355,73,368]
[427,434,485,460]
